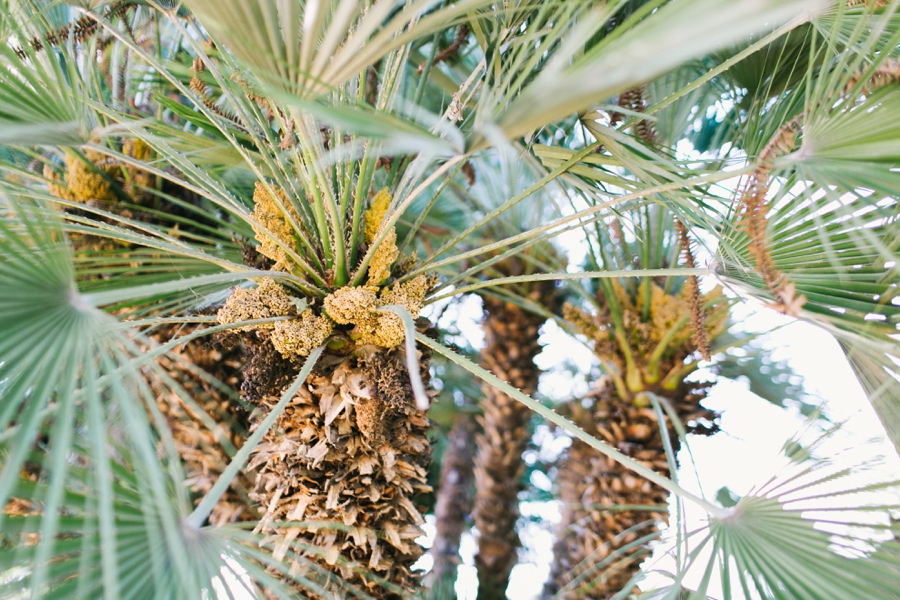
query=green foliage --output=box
[1,0,899,597]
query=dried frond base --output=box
[676,220,710,360]
[547,381,715,599]
[152,324,256,526]
[248,345,432,599]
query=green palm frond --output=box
[492,0,824,142]
[1,0,899,597]
[660,443,900,599]
[0,38,92,145]
[179,0,484,99]
[716,41,900,449]
[0,197,391,598]
[0,197,196,597]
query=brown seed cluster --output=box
[741,58,900,317]
[676,219,711,360]
[190,57,244,126]
[13,2,134,59]
[740,115,807,317]
[842,57,900,97]
[248,347,432,599]
[616,86,657,143]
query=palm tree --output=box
[1,1,899,599]
[544,207,728,599]
[473,282,550,599]
[446,153,565,599]
[430,410,479,598]
[536,3,900,594]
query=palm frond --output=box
[716,41,900,449]
[0,35,93,145]
[179,0,484,99]
[667,442,900,599]
[491,0,824,142]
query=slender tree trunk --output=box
[248,341,433,599]
[430,412,479,598]
[473,295,545,600]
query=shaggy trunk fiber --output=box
[545,380,715,599]
[153,325,256,526]
[430,412,479,598]
[545,279,724,599]
[247,342,433,599]
[473,295,545,600]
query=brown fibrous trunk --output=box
[473,295,546,600]
[430,412,479,596]
[248,343,433,599]
[546,380,715,599]
[153,324,257,526]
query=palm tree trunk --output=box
[248,342,433,599]
[546,380,715,599]
[473,295,545,600]
[430,412,479,598]
[153,324,258,526]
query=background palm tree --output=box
[543,206,728,599]
[444,153,565,599]
[1,1,899,599]
[473,288,548,599]
[430,410,479,598]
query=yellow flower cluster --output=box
[251,182,301,272]
[67,150,120,203]
[216,277,296,330]
[124,138,152,162]
[271,309,334,358]
[43,163,75,202]
[364,188,391,244]
[363,188,399,285]
[44,150,120,204]
[122,139,154,198]
[323,275,434,348]
[367,227,399,285]
[562,302,623,373]
[566,280,727,379]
